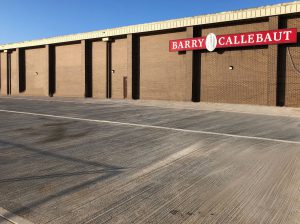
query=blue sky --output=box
[0,0,295,44]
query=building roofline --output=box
[1,1,300,50]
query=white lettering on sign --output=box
[192,39,197,48]
[256,33,263,42]
[218,37,226,46]
[169,38,206,51]
[172,42,178,50]
[226,37,233,45]
[265,33,272,42]
[198,39,205,47]
[234,36,240,45]
[242,35,248,44]
[248,34,255,43]
[284,30,292,40]
[185,40,190,48]
[274,32,282,41]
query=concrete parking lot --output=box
[0,97,299,224]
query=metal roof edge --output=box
[1,1,300,50]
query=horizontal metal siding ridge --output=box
[1,1,300,50]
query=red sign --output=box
[169,28,298,52]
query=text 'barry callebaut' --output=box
[169,28,297,52]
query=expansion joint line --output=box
[0,109,300,145]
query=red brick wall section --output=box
[55,43,84,97]
[140,30,191,101]
[24,47,48,96]
[201,21,270,105]
[285,17,300,107]
[92,41,107,98]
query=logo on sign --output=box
[205,33,217,52]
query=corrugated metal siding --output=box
[0,1,300,50]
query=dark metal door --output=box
[123,76,127,99]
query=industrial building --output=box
[0,1,300,107]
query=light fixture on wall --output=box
[229,66,234,70]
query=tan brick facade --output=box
[140,30,192,101]
[201,20,271,105]
[92,40,107,98]
[55,43,84,97]
[23,47,48,96]
[10,50,19,95]
[0,8,300,107]
[111,38,128,99]
[285,17,300,107]
[0,52,7,95]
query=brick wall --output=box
[55,43,84,97]
[140,30,192,101]
[285,17,300,107]
[0,52,7,95]
[200,20,270,105]
[24,47,48,96]
[1,14,299,107]
[111,38,128,99]
[10,50,19,95]
[92,40,107,98]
